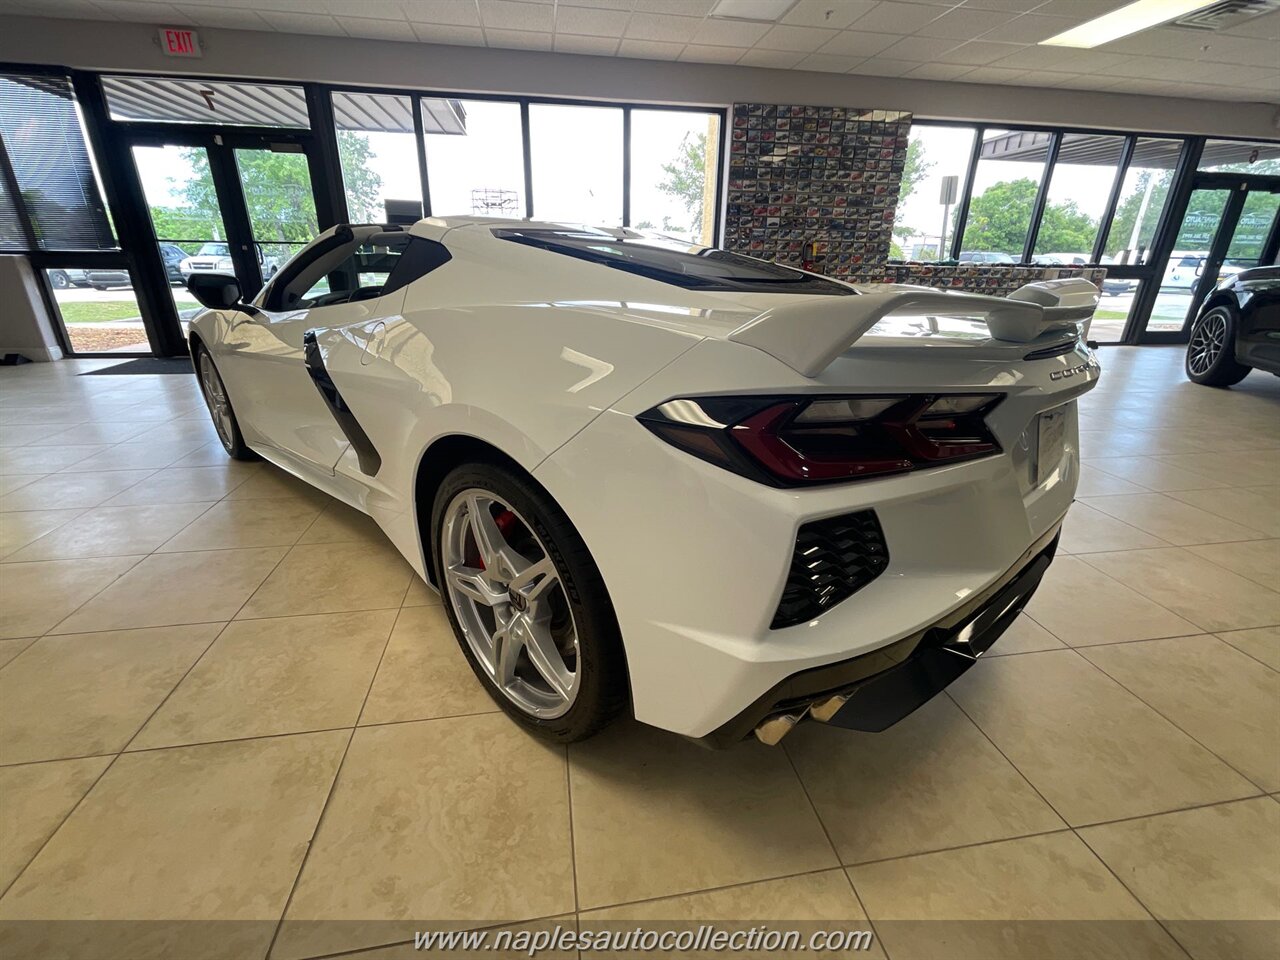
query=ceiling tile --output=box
[990,43,1100,70]
[625,12,702,42]
[782,0,877,29]
[877,35,959,61]
[961,0,1045,11]
[853,57,918,77]
[617,38,684,59]
[795,52,863,73]
[847,2,945,34]
[979,14,1079,44]
[819,29,901,58]
[558,0,632,9]
[633,0,714,14]
[552,33,620,54]
[960,65,1030,84]
[320,0,406,20]
[0,0,99,17]
[411,21,486,45]
[905,62,974,80]
[688,17,771,46]
[554,5,629,37]
[485,27,554,50]
[1224,9,1280,39]
[401,0,481,28]
[679,43,746,63]
[915,7,1011,39]
[736,47,808,68]
[755,24,839,51]
[171,5,260,29]
[337,17,418,41]
[257,11,347,37]
[935,40,1022,65]
[1034,0,1131,17]
[98,1,186,23]
[477,0,554,33]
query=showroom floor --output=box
[0,346,1277,960]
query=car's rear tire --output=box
[194,344,259,461]
[49,270,69,290]
[1186,305,1250,387]
[431,461,627,743]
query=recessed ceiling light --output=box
[1040,0,1220,48]
[710,0,797,23]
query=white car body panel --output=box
[190,217,1101,741]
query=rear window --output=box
[494,228,854,295]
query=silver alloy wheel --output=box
[441,489,580,719]
[1188,310,1227,376]
[198,351,235,452]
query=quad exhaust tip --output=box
[753,693,850,745]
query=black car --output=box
[86,243,188,289]
[1186,266,1280,387]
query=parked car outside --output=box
[84,243,189,289]
[47,268,89,289]
[959,251,1016,264]
[180,242,280,282]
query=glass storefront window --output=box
[423,98,525,218]
[332,91,423,223]
[529,102,623,226]
[234,147,319,283]
[1101,138,1185,266]
[959,129,1052,264]
[1146,187,1233,334]
[1032,134,1125,263]
[1225,190,1280,267]
[629,110,720,245]
[890,124,976,260]
[45,267,150,354]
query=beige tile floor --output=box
[0,348,1277,960]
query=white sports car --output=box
[187,219,1101,747]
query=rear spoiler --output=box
[727,277,1100,378]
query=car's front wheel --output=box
[431,462,627,742]
[49,270,69,290]
[1186,305,1250,387]
[195,344,258,460]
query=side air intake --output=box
[771,510,889,629]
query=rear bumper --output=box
[699,522,1061,747]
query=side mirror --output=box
[187,272,241,310]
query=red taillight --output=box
[639,394,1003,486]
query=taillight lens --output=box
[638,394,1003,486]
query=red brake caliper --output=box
[470,509,517,571]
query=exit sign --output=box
[159,27,202,58]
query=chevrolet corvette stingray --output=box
[187,218,1101,746]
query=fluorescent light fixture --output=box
[1040,0,1219,48]
[710,0,796,22]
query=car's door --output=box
[216,227,407,474]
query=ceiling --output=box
[6,0,1279,105]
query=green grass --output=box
[59,300,198,323]
[1093,309,1129,321]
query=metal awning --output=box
[102,76,311,127]
[100,76,467,135]
[981,130,1280,168]
[333,90,467,135]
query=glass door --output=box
[1145,175,1280,339]
[231,144,320,292]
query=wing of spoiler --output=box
[727,277,1100,378]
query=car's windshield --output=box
[195,243,230,257]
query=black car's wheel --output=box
[431,461,627,743]
[194,344,259,460]
[49,270,69,290]
[1186,306,1250,387]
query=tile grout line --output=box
[1065,643,1274,797]
[941,688,1192,955]
[564,742,582,919]
[263,604,406,960]
[0,613,235,903]
[778,740,894,960]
